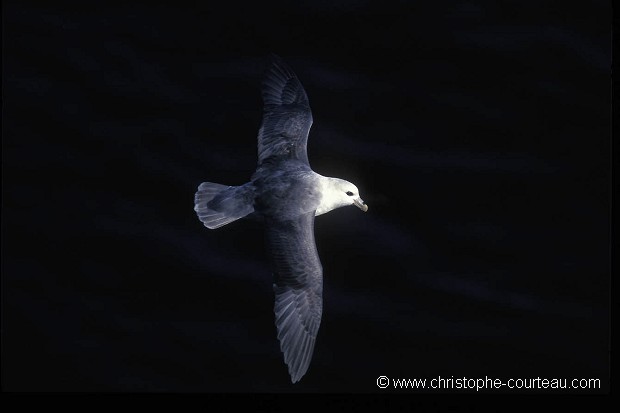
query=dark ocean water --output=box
[3,1,610,392]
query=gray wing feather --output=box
[266,212,323,383]
[257,55,313,165]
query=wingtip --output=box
[265,53,283,71]
[265,53,292,76]
[289,369,304,384]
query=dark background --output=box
[3,1,610,392]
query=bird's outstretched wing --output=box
[265,212,323,383]
[257,55,313,165]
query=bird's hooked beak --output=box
[353,197,369,212]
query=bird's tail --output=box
[194,182,255,229]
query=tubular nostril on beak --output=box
[353,198,368,212]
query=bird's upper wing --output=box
[257,55,313,165]
[265,211,323,383]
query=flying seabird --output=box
[194,55,368,383]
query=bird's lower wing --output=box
[265,212,323,383]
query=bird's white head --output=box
[316,177,368,216]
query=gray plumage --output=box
[194,55,367,383]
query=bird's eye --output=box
[346,191,354,196]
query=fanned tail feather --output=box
[194,182,255,229]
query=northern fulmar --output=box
[194,55,368,383]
